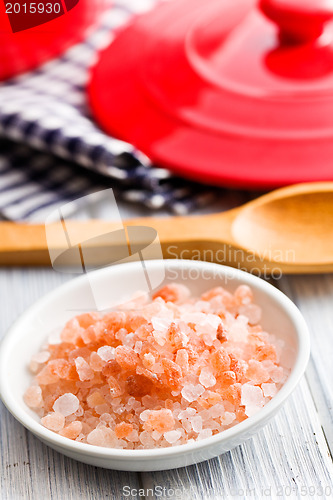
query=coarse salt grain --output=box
[241,384,265,408]
[164,430,182,444]
[262,383,278,398]
[181,384,205,402]
[199,367,217,388]
[53,393,80,417]
[97,346,115,362]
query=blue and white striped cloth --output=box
[0,0,219,222]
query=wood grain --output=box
[279,275,333,456]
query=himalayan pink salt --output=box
[115,422,133,439]
[234,285,253,305]
[162,359,182,389]
[41,412,65,432]
[241,384,265,408]
[75,357,94,381]
[198,428,213,440]
[87,427,118,447]
[59,421,83,439]
[144,409,175,433]
[24,385,43,408]
[178,407,196,420]
[221,412,236,425]
[142,353,155,369]
[175,349,189,375]
[239,304,262,325]
[246,360,270,384]
[181,384,205,403]
[53,393,79,416]
[209,403,225,419]
[97,346,115,362]
[87,391,105,408]
[199,367,217,388]
[190,416,203,433]
[115,346,139,370]
[153,283,190,303]
[164,430,182,444]
[25,282,287,449]
[262,383,278,398]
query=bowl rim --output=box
[0,259,310,461]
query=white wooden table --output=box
[1,201,333,500]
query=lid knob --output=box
[259,0,333,44]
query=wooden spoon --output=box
[0,182,332,273]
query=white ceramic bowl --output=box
[0,260,310,471]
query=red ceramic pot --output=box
[0,0,105,81]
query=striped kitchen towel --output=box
[0,0,219,222]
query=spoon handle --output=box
[0,212,235,267]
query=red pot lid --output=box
[88,0,333,188]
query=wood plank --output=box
[279,275,333,455]
[0,269,141,500]
[141,379,333,499]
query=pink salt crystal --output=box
[221,412,236,425]
[89,352,105,372]
[153,283,190,303]
[59,421,82,439]
[152,431,162,441]
[190,416,203,433]
[199,367,217,388]
[115,346,139,370]
[80,326,97,345]
[271,366,284,383]
[241,384,265,408]
[32,351,50,364]
[198,428,213,440]
[100,413,114,425]
[209,403,225,419]
[87,391,105,408]
[53,393,80,417]
[107,376,123,397]
[234,285,253,305]
[181,384,205,403]
[41,412,65,431]
[74,406,84,417]
[115,422,133,439]
[127,429,140,443]
[178,408,196,420]
[87,428,118,447]
[139,431,155,447]
[134,341,143,354]
[164,430,182,444]
[175,349,189,375]
[95,404,110,415]
[246,360,270,384]
[142,353,155,369]
[151,362,164,374]
[36,365,59,385]
[262,383,278,398]
[244,405,262,417]
[97,346,115,362]
[144,409,175,433]
[24,386,43,408]
[75,357,94,381]
[239,304,262,325]
[60,318,83,344]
